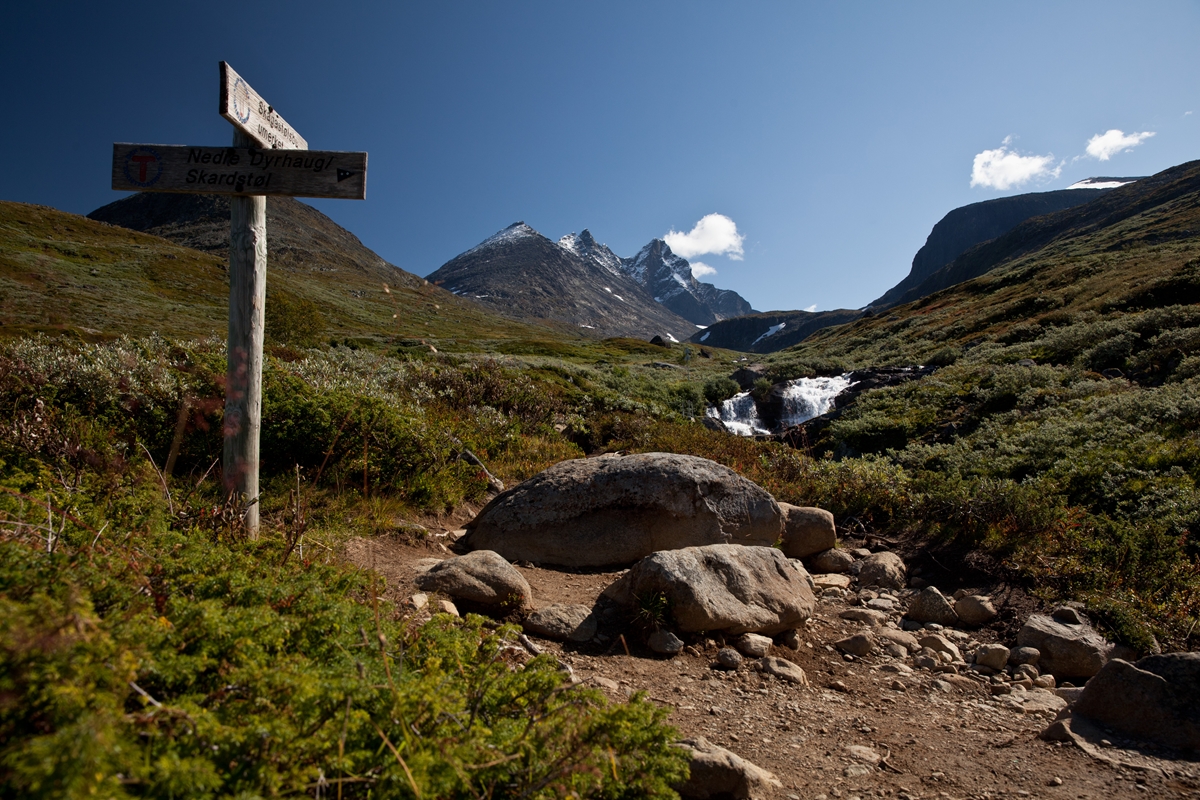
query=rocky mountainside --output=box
[870,179,1140,310]
[618,238,756,325]
[427,223,700,340]
[688,309,863,353]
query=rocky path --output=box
[346,532,1200,799]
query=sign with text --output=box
[110,143,367,199]
[219,61,308,150]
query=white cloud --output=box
[664,213,745,261]
[1085,129,1155,161]
[804,304,817,312]
[1186,111,1194,117]
[690,261,717,279]
[970,136,1061,190]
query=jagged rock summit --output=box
[426,222,756,339]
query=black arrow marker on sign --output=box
[337,169,357,182]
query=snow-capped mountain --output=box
[621,239,756,326]
[427,223,756,340]
[426,222,698,341]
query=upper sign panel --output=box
[219,61,308,150]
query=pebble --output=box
[715,647,743,670]
[890,679,907,692]
[830,680,849,693]
[835,633,874,656]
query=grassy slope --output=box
[0,199,570,348]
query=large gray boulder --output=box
[1017,613,1112,679]
[1072,653,1200,751]
[603,544,816,635]
[415,550,533,611]
[674,737,782,799]
[778,504,836,558]
[460,453,783,568]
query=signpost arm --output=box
[223,129,267,538]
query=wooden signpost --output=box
[111,63,368,538]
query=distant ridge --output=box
[869,182,1135,310]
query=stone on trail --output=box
[735,633,773,658]
[647,629,685,655]
[1017,614,1112,679]
[905,586,961,627]
[778,503,836,558]
[877,628,920,653]
[974,643,1010,671]
[416,550,533,611]
[954,594,998,626]
[856,551,907,589]
[1008,646,1041,666]
[808,547,855,574]
[758,655,809,685]
[603,544,816,635]
[835,633,874,657]
[839,608,888,626]
[522,603,597,642]
[811,573,853,590]
[1070,652,1200,751]
[460,452,783,568]
[716,647,744,670]
[918,633,961,662]
[674,737,782,800]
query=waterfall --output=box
[777,374,853,428]
[707,374,853,437]
[708,391,768,436]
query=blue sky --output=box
[2,2,1196,312]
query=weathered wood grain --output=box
[223,130,268,538]
[111,143,367,199]
[219,61,308,150]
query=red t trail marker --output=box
[109,63,368,539]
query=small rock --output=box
[857,551,907,589]
[716,647,743,670]
[648,629,685,655]
[409,593,429,610]
[778,504,837,559]
[735,633,773,658]
[674,737,782,800]
[849,547,872,559]
[905,587,961,627]
[954,594,998,626]
[759,656,809,685]
[1018,615,1112,678]
[843,744,881,764]
[1009,646,1041,666]
[975,643,1010,671]
[867,597,896,612]
[523,604,598,642]
[781,629,803,650]
[835,633,874,657]
[877,628,920,652]
[890,679,907,692]
[811,573,853,589]
[809,548,855,574]
[592,676,620,692]
[830,680,849,693]
[884,643,908,659]
[880,662,913,674]
[436,599,459,616]
[840,608,888,626]
[1034,674,1056,689]
[1013,663,1039,681]
[931,679,954,693]
[416,550,534,611]
[918,634,961,662]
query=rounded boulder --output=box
[460,453,782,568]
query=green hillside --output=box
[0,199,564,348]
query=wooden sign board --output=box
[219,61,308,150]
[110,143,366,199]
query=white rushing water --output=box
[708,374,853,436]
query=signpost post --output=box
[110,63,367,539]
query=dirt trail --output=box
[345,532,1200,799]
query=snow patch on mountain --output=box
[460,222,538,257]
[1067,178,1138,190]
[750,323,786,347]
